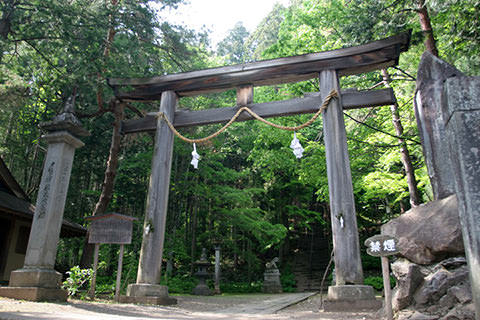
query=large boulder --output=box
[381,195,464,265]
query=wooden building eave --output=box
[0,155,86,238]
[0,191,86,238]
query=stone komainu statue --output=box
[263,257,282,293]
[265,257,279,270]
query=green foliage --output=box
[161,275,197,294]
[280,264,296,292]
[362,253,381,270]
[364,276,396,291]
[364,276,383,291]
[217,22,251,64]
[62,266,93,297]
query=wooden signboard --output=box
[365,234,399,320]
[85,213,137,301]
[86,213,136,244]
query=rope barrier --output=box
[155,89,338,144]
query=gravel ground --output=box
[0,293,376,320]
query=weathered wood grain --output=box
[382,256,394,320]
[108,32,410,99]
[237,85,253,106]
[136,91,176,285]
[121,88,394,134]
[115,244,124,302]
[87,215,134,244]
[320,70,363,285]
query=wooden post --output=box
[382,256,393,320]
[214,246,221,294]
[89,243,100,299]
[136,90,177,285]
[115,244,124,302]
[365,235,399,318]
[236,85,253,106]
[320,70,363,285]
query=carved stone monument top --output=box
[40,94,90,137]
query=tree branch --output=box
[125,103,145,117]
[24,40,65,75]
[348,136,405,149]
[76,98,115,119]
[392,66,416,81]
[343,112,421,145]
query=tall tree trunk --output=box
[80,102,124,267]
[233,226,238,271]
[0,0,16,63]
[26,142,40,194]
[382,69,421,208]
[190,197,198,275]
[417,0,439,57]
[247,239,252,282]
[92,102,124,215]
[79,0,120,267]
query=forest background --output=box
[0,0,479,295]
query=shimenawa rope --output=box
[155,89,338,144]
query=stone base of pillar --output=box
[192,283,213,296]
[119,295,177,305]
[9,268,63,288]
[0,287,68,302]
[0,268,67,302]
[214,285,221,295]
[322,285,382,312]
[262,269,283,293]
[123,284,176,305]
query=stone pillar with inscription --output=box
[214,246,221,294]
[0,95,89,302]
[442,75,480,319]
[415,52,462,200]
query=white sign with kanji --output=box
[365,235,399,257]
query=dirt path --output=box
[0,293,376,320]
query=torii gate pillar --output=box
[123,91,177,305]
[320,70,380,310]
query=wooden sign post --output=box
[85,213,137,301]
[365,234,399,320]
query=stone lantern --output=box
[192,248,213,296]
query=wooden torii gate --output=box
[109,32,410,305]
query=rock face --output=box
[415,52,463,200]
[393,257,474,320]
[383,196,473,319]
[381,195,464,265]
[391,259,424,311]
